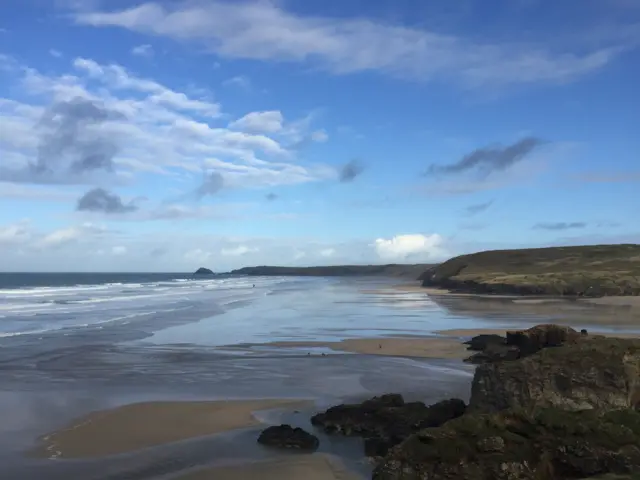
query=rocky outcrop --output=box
[194,267,214,275]
[257,424,319,451]
[464,333,507,351]
[310,325,640,478]
[469,335,640,413]
[373,407,640,480]
[464,324,582,364]
[310,394,466,458]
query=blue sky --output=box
[0,0,639,272]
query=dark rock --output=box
[464,343,521,364]
[194,267,214,275]
[257,424,319,451]
[463,324,585,364]
[463,333,506,351]
[470,336,640,413]
[582,328,589,335]
[373,408,640,480]
[311,395,465,457]
[505,323,581,357]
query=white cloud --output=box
[71,1,630,88]
[37,223,109,249]
[0,56,331,189]
[221,245,258,256]
[0,220,31,244]
[223,75,251,89]
[49,49,63,58]
[373,234,447,261]
[0,220,454,271]
[131,44,154,57]
[229,111,284,134]
[310,129,329,143]
[184,248,213,263]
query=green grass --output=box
[422,244,640,297]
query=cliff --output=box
[421,244,640,297]
[371,326,640,479]
[230,264,434,279]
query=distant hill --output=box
[194,267,214,275]
[230,264,434,279]
[421,244,640,297]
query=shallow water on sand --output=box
[0,275,579,479]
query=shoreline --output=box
[34,399,310,460]
[176,454,362,480]
[239,327,640,361]
[390,283,640,307]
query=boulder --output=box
[463,333,506,351]
[257,424,319,451]
[470,336,640,413]
[311,395,466,457]
[505,324,581,357]
[373,407,640,480]
[464,343,520,364]
[464,324,584,364]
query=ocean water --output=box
[0,272,553,480]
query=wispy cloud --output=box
[533,221,587,231]
[131,44,154,57]
[573,171,640,183]
[464,200,493,215]
[70,1,634,88]
[223,75,251,90]
[427,138,543,177]
[0,55,332,190]
[76,188,139,214]
[340,159,365,183]
[195,172,224,199]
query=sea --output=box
[0,272,552,479]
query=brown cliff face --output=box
[469,336,640,413]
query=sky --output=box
[0,0,639,272]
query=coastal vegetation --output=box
[421,244,640,296]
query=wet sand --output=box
[259,337,469,359]
[369,284,640,328]
[256,329,640,360]
[35,399,309,459]
[177,454,362,480]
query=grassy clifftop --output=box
[230,264,433,278]
[421,244,640,297]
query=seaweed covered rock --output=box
[373,408,640,480]
[470,336,640,413]
[464,324,583,364]
[505,324,581,357]
[257,424,319,451]
[311,395,466,457]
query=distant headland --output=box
[421,243,640,297]
[229,264,433,279]
[194,267,214,275]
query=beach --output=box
[2,273,640,479]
